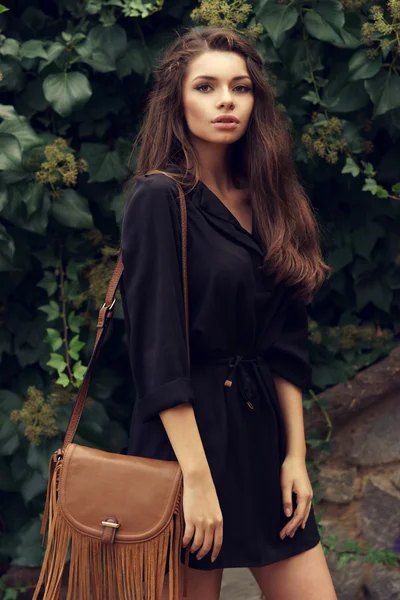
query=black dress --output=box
[120,165,321,571]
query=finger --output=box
[196,523,214,560]
[285,507,306,535]
[301,501,312,529]
[281,486,293,518]
[286,496,311,535]
[190,525,205,554]
[182,522,195,548]
[211,521,223,563]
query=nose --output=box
[217,86,235,108]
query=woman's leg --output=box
[249,542,337,600]
[161,566,224,600]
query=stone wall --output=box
[306,345,400,600]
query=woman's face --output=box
[182,51,254,145]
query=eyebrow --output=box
[192,75,252,83]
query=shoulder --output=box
[127,172,178,203]
[124,172,181,216]
[122,172,183,239]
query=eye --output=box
[234,85,252,93]
[194,84,252,93]
[195,84,212,92]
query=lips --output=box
[213,116,239,123]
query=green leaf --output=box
[66,260,84,281]
[352,223,385,259]
[322,66,370,113]
[365,70,400,119]
[11,519,44,567]
[0,56,23,91]
[111,192,125,226]
[37,270,58,295]
[1,184,50,235]
[309,24,342,48]
[257,3,298,47]
[85,50,117,73]
[342,157,360,177]
[80,143,128,182]
[337,552,356,570]
[0,104,18,119]
[0,38,19,57]
[342,539,360,553]
[0,223,16,268]
[328,244,353,272]
[0,390,23,413]
[76,25,127,72]
[52,189,94,229]
[39,302,60,323]
[338,11,363,49]
[47,352,67,373]
[348,49,381,81]
[69,335,85,360]
[354,273,393,312]
[392,182,400,194]
[56,372,70,387]
[43,41,65,66]
[87,25,127,63]
[0,422,19,456]
[43,72,92,117]
[31,248,59,269]
[44,328,63,350]
[72,360,87,382]
[0,133,21,170]
[304,0,361,49]
[302,91,320,104]
[0,116,43,151]
[362,178,388,197]
[0,5,9,14]
[116,41,148,77]
[68,310,85,333]
[20,470,47,503]
[27,439,62,478]
[20,40,48,60]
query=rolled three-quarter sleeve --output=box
[264,294,312,392]
[120,174,194,422]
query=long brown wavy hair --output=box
[129,26,332,304]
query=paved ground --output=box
[220,568,263,600]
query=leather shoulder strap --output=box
[62,173,189,449]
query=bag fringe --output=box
[34,457,185,600]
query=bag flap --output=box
[58,444,182,542]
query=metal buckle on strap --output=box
[101,520,120,528]
[102,298,116,311]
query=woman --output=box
[120,26,335,600]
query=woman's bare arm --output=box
[159,404,223,562]
[159,404,211,478]
[272,375,306,459]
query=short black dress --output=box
[120,165,321,571]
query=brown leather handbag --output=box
[33,172,190,600]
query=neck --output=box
[190,136,234,193]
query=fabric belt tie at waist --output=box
[213,354,261,388]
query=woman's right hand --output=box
[181,471,223,563]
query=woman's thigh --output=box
[249,542,337,600]
[161,566,224,600]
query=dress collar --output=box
[161,165,265,257]
[195,180,265,257]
